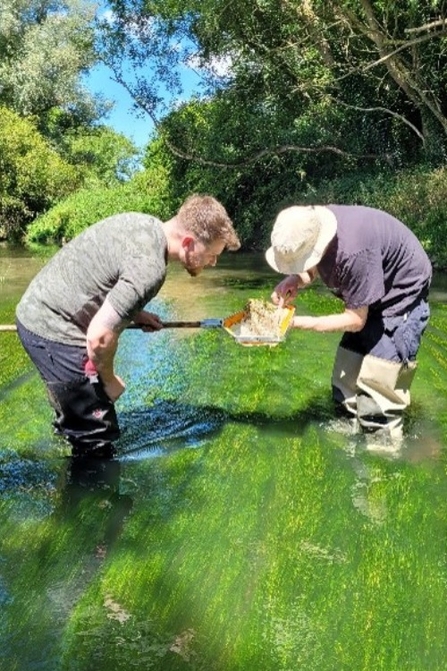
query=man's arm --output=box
[86,298,127,402]
[271,270,317,306]
[292,306,368,333]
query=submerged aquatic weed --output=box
[2,255,447,670]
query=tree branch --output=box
[110,65,388,168]
[160,139,388,168]
[362,28,447,71]
[329,96,425,142]
[349,0,447,135]
[405,18,447,35]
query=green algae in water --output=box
[57,427,447,671]
[1,255,447,670]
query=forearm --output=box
[292,309,367,333]
[86,299,123,382]
[86,328,119,382]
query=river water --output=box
[1,244,447,670]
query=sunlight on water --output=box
[1,248,447,670]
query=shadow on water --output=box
[118,391,336,459]
[117,392,442,466]
[0,452,56,494]
[0,453,135,670]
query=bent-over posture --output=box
[16,195,240,458]
[266,204,431,438]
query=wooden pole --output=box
[0,321,204,333]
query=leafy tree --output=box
[0,0,102,124]
[146,98,331,247]
[60,126,141,186]
[0,107,79,240]
[103,0,447,165]
[26,156,172,244]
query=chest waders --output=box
[331,298,429,442]
[331,345,417,439]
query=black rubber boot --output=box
[70,440,117,460]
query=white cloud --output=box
[99,9,115,26]
[186,53,234,79]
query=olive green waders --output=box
[331,346,417,437]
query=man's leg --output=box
[357,300,429,436]
[331,345,364,417]
[16,320,120,458]
[356,355,417,437]
[331,299,429,437]
[46,376,120,458]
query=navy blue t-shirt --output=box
[317,205,432,316]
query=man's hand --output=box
[103,374,126,402]
[132,310,163,332]
[271,269,317,307]
[271,275,300,307]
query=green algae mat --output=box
[1,250,447,670]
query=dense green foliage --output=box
[92,0,447,260]
[26,161,172,243]
[0,0,98,119]
[0,0,141,239]
[3,0,447,264]
[0,108,80,240]
[109,0,447,164]
[60,127,140,186]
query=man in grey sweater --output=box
[16,194,240,458]
[266,204,431,440]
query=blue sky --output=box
[85,4,226,150]
[85,51,204,151]
[85,63,156,149]
[84,1,160,149]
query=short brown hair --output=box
[176,194,241,251]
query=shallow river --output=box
[1,245,447,670]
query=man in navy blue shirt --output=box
[266,204,431,440]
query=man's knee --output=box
[47,377,120,456]
[331,346,364,415]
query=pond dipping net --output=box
[239,299,285,338]
[222,299,295,346]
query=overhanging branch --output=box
[330,96,425,142]
[109,64,389,168]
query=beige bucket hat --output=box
[265,205,337,274]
